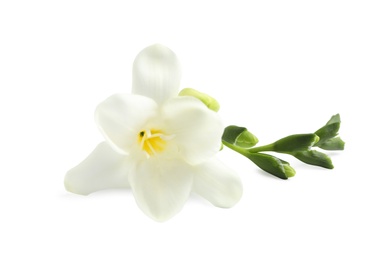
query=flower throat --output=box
[138,129,166,156]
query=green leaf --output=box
[315,114,341,142]
[246,153,295,179]
[317,137,345,150]
[178,88,220,112]
[273,134,319,152]
[222,125,259,148]
[292,150,334,169]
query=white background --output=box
[1,0,390,259]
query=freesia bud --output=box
[179,88,220,112]
[283,164,296,178]
[317,137,345,150]
[247,153,296,179]
[314,114,345,151]
[273,134,319,152]
[236,129,259,148]
[315,114,341,140]
[293,150,334,169]
[222,125,259,148]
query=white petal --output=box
[193,158,243,208]
[132,44,181,104]
[128,158,193,222]
[64,142,130,195]
[161,96,224,165]
[95,94,158,154]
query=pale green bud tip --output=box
[283,165,296,178]
[179,88,220,112]
[235,130,259,148]
[222,125,259,148]
[313,135,320,146]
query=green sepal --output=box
[246,153,296,179]
[292,150,334,169]
[222,125,259,148]
[179,88,220,112]
[273,134,319,152]
[317,137,345,150]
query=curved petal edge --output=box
[64,142,130,195]
[193,158,243,208]
[128,158,193,222]
[132,44,181,104]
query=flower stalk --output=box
[222,114,344,179]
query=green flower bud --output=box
[314,114,345,150]
[179,88,220,112]
[273,134,319,152]
[293,150,334,169]
[246,153,295,179]
[283,164,296,178]
[236,130,259,148]
[317,137,345,150]
[222,125,259,148]
[315,114,341,141]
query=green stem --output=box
[247,143,275,153]
[222,140,249,156]
[223,140,277,154]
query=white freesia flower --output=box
[65,44,243,222]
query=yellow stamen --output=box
[138,129,167,156]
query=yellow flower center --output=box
[138,129,167,156]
